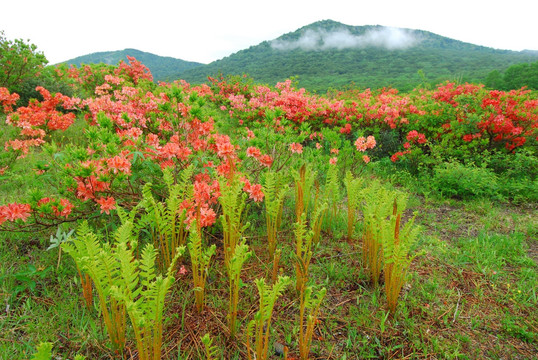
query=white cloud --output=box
[271,27,419,51]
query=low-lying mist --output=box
[271,26,419,51]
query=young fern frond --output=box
[323,162,341,232]
[248,276,291,360]
[201,333,219,360]
[187,219,216,312]
[360,181,406,287]
[30,342,87,360]
[63,221,126,353]
[219,176,249,269]
[65,220,184,359]
[227,240,252,338]
[294,213,314,293]
[382,206,421,316]
[110,221,185,360]
[344,171,363,240]
[311,201,328,246]
[293,164,316,221]
[30,342,53,360]
[263,171,288,258]
[139,166,193,270]
[299,286,326,360]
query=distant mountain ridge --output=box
[63,48,204,82]
[179,20,538,91]
[63,20,538,92]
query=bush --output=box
[431,161,500,199]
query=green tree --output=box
[0,30,48,91]
[484,69,505,89]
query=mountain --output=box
[62,48,204,82]
[178,20,538,92]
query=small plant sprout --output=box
[246,276,291,360]
[30,342,53,360]
[187,219,216,313]
[46,226,75,270]
[201,333,219,360]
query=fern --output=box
[64,220,183,358]
[227,240,251,338]
[187,219,216,312]
[263,171,288,258]
[30,342,52,360]
[310,200,328,246]
[360,181,406,287]
[344,171,363,240]
[219,175,249,269]
[381,203,421,316]
[139,166,193,270]
[110,227,184,360]
[294,213,314,293]
[201,333,219,360]
[30,343,86,360]
[246,276,291,360]
[299,286,326,360]
[63,221,127,352]
[323,162,341,233]
[293,164,316,221]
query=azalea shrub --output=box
[0,60,267,232]
[210,75,537,180]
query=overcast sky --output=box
[1,0,537,65]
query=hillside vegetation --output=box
[63,48,204,82]
[179,20,538,92]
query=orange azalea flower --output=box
[258,154,273,167]
[0,203,32,222]
[55,198,74,218]
[95,197,116,214]
[246,146,261,158]
[355,137,367,152]
[289,142,303,154]
[106,155,132,175]
[247,183,264,202]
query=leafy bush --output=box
[431,161,500,199]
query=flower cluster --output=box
[0,202,32,224]
[355,135,376,152]
[0,87,20,113]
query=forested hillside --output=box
[63,48,204,82]
[179,20,538,92]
